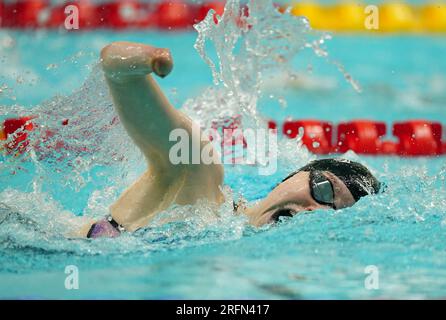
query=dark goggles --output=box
[309,170,335,209]
[272,170,337,223]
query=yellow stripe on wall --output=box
[285,2,446,33]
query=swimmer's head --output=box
[244,158,381,226]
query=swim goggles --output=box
[309,170,335,209]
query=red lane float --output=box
[1,0,49,28]
[46,0,98,29]
[337,120,387,155]
[2,116,35,153]
[267,120,277,130]
[1,116,89,158]
[0,1,240,30]
[283,120,333,154]
[155,0,195,30]
[195,1,225,24]
[269,119,445,156]
[0,2,3,28]
[2,117,445,157]
[96,0,154,29]
[336,120,400,155]
[0,0,248,30]
[393,120,443,156]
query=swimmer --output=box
[79,42,380,238]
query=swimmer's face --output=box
[244,171,356,226]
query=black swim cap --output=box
[282,158,381,202]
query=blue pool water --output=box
[1,1,446,299]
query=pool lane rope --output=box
[0,1,445,33]
[2,116,446,157]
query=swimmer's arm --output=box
[100,42,224,231]
[66,219,95,239]
[100,42,224,178]
[101,42,192,172]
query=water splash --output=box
[186,0,360,132]
[0,0,443,265]
[0,0,326,255]
[0,0,357,201]
[1,65,141,202]
[187,0,312,130]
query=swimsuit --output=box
[86,215,124,239]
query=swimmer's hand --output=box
[100,42,173,81]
